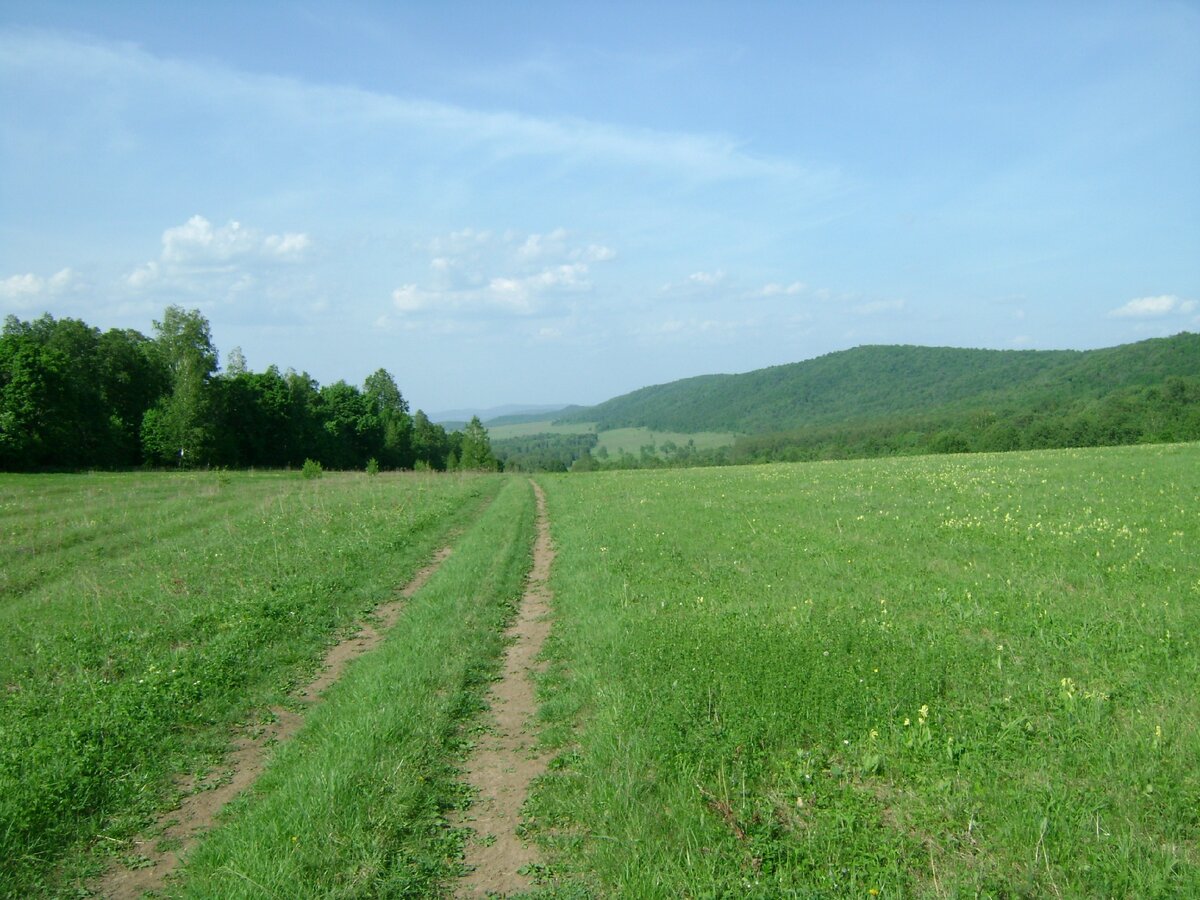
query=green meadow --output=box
[0,469,504,896]
[531,444,1199,896]
[486,421,597,440]
[1,443,1197,897]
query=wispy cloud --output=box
[660,269,729,296]
[385,228,614,325]
[753,281,806,297]
[1106,294,1196,318]
[638,315,760,343]
[854,299,906,315]
[0,30,827,188]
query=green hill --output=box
[557,333,1200,435]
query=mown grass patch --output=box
[531,444,1199,896]
[174,477,537,897]
[0,469,503,897]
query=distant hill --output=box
[430,403,573,427]
[485,405,586,427]
[556,334,1200,436]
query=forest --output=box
[0,308,497,472]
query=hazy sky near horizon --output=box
[2,1,1198,412]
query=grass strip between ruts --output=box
[173,476,537,898]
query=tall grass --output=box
[0,470,502,896]
[175,477,537,897]
[531,444,1199,896]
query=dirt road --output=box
[456,480,555,896]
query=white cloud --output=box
[516,228,569,260]
[395,228,613,320]
[0,268,79,306]
[755,281,805,297]
[125,261,159,288]
[47,268,75,291]
[392,284,428,312]
[515,229,613,265]
[122,215,312,302]
[660,268,730,296]
[263,232,311,260]
[159,215,309,266]
[1107,294,1196,318]
[580,244,616,262]
[0,273,45,298]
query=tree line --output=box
[0,307,497,472]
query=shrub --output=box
[366,457,380,476]
[301,458,324,479]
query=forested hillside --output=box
[0,309,497,472]
[545,334,1200,468]
[558,334,1200,434]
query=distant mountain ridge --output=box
[430,403,572,427]
[555,334,1200,436]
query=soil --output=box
[455,481,555,897]
[90,546,453,899]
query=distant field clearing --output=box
[487,420,737,457]
[593,426,736,456]
[486,420,597,440]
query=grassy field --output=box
[531,444,1199,896]
[487,421,597,440]
[0,469,504,896]
[486,419,737,459]
[2,445,1196,897]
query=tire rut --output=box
[456,480,555,897]
[90,545,454,899]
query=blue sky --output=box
[2,1,1197,413]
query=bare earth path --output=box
[92,546,454,899]
[456,481,554,897]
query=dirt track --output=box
[456,481,554,897]
[92,546,453,899]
